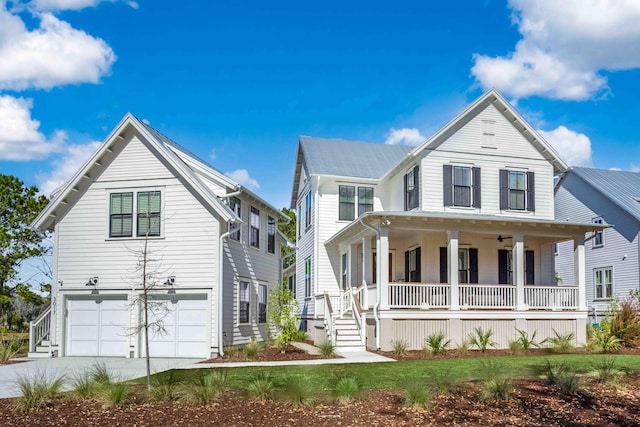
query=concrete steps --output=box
[27,339,51,358]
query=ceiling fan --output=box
[497,235,512,242]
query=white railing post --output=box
[448,231,460,310]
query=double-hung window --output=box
[593,217,604,247]
[229,196,241,241]
[258,284,267,323]
[499,170,535,212]
[339,185,355,221]
[341,253,348,289]
[137,191,161,237]
[304,257,312,298]
[404,166,420,210]
[250,206,260,248]
[594,267,613,300]
[405,247,421,282]
[239,281,250,324]
[267,216,276,254]
[358,187,374,216]
[443,165,481,208]
[110,192,133,237]
[305,192,312,228]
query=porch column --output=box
[513,234,526,310]
[362,237,373,309]
[574,235,587,311]
[349,242,359,288]
[378,227,390,310]
[448,230,459,310]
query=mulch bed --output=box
[376,347,640,361]
[2,375,640,426]
[199,345,340,364]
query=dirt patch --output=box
[375,347,640,361]
[199,345,340,364]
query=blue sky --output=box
[1,0,640,211]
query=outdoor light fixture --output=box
[85,277,99,286]
[164,276,176,286]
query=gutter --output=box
[218,228,231,357]
[359,217,381,350]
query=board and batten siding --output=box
[555,175,640,312]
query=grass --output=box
[404,381,431,410]
[0,334,26,363]
[318,340,336,357]
[15,370,65,410]
[182,370,228,405]
[245,372,277,402]
[244,340,262,360]
[424,368,460,396]
[332,376,361,403]
[278,375,315,406]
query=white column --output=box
[574,235,587,311]
[513,234,526,310]
[378,227,390,310]
[362,237,373,309]
[349,243,359,288]
[448,230,459,310]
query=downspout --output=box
[359,217,381,350]
[218,227,231,357]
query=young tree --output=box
[279,207,296,269]
[267,285,300,353]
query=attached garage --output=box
[67,296,129,357]
[146,294,209,358]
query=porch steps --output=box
[27,339,51,358]
[333,316,365,352]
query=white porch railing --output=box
[323,293,336,344]
[29,305,51,353]
[525,286,578,310]
[459,284,515,309]
[389,283,450,309]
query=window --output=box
[439,247,478,284]
[239,281,250,323]
[305,191,313,228]
[594,267,613,300]
[304,257,312,298]
[498,249,535,285]
[110,192,133,237]
[443,165,481,208]
[404,166,420,210]
[229,196,241,241]
[297,202,301,238]
[405,247,421,282]
[250,206,260,248]
[341,253,348,289]
[258,284,267,323]
[459,248,469,284]
[287,274,296,297]
[593,217,604,247]
[358,187,374,217]
[339,185,355,221]
[137,191,161,237]
[267,216,276,254]
[499,170,535,212]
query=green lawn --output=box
[153,353,640,391]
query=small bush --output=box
[593,356,624,384]
[88,362,113,384]
[425,368,459,396]
[72,373,101,400]
[610,299,640,347]
[279,375,315,406]
[508,340,523,355]
[291,330,309,342]
[456,340,470,355]
[332,376,361,403]
[391,340,408,356]
[224,345,239,358]
[547,330,575,353]
[245,373,276,402]
[148,370,181,402]
[515,329,540,351]
[183,370,227,405]
[14,371,64,410]
[591,329,622,353]
[102,382,132,407]
[0,335,24,363]
[404,381,431,410]
[481,376,513,401]
[469,327,496,352]
[244,339,262,360]
[318,340,336,357]
[538,359,570,383]
[556,371,582,394]
[424,332,451,356]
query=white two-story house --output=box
[30,114,288,359]
[291,89,605,351]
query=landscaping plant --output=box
[14,370,64,410]
[547,330,575,353]
[610,298,640,347]
[318,340,336,357]
[478,360,512,401]
[278,375,315,406]
[403,381,431,410]
[391,339,408,356]
[183,370,228,405]
[245,372,276,402]
[468,327,496,352]
[332,376,361,403]
[515,328,540,351]
[244,339,262,359]
[267,285,301,353]
[424,332,451,356]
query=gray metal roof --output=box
[571,167,640,222]
[299,136,412,179]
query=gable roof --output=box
[563,167,640,222]
[383,89,570,180]
[290,136,412,207]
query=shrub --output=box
[593,356,624,384]
[481,376,513,401]
[224,345,239,358]
[556,371,583,394]
[332,376,361,403]
[267,286,301,353]
[182,370,227,405]
[318,340,336,357]
[425,368,459,396]
[279,375,315,406]
[391,340,408,356]
[148,370,181,402]
[515,329,540,351]
[591,329,622,353]
[404,381,431,410]
[102,382,132,407]
[72,373,101,400]
[538,359,570,383]
[469,327,496,352]
[424,332,451,356]
[244,339,262,360]
[14,371,64,410]
[88,362,113,384]
[0,335,24,363]
[456,340,470,355]
[245,373,276,402]
[508,340,523,355]
[610,299,640,348]
[547,330,575,353]
[291,330,309,342]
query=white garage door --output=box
[147,294,208,358]
[67,297,128,357]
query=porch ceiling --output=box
[325,210,609,247]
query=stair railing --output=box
[350,285,367,346]
[323,292,336,344]
[29,305,52,354]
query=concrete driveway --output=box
[0,357,201,399]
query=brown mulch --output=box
[375,347,640,361]
[199,345,340,364]
[2,375,640,426]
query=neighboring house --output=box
[290,89,605,351]
[29,114,289,358]
[555,167,640,317]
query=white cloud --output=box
[0,95,66,160]
[208,148,217,161]
[29,0,109,11]
[36,140,101,195]
[472,0,640,100]
[384,127,426,146]
[0,7,116,91]
[225,169,260,189]
[538,125,592,167]
[630,164,640,173]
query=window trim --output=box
[238,280,251,325]
[267,216,276,254]
[593,217,604,247]
[593,266,613,301]
[250,206,260,248]
[258,284,267,324]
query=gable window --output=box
[482,120,496,147]
[443,165,481,208]
[305,191,313,228]
[404,166,420,210]
[499,170,535,212]
[110,192,133,237]
[229,196,241,241]
[358,187,374,217]
[404,247,421,282]
[250,207,260,248]
[267,216,276,254]
[593,217,604,247]
[594,267,613,300]
[258,284,267,323]
[239,281,250,324]
[304,257,312,298]
[339,185,355,221]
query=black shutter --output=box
[525,250,535,285]
[498,249,508,284]
[499,169,509,210]
[415,247,421,282]
[472,167,481,208]
[404,251,410,282]
[439,247,448,283]
[443,164,453,207]
[403,173,408,210]
[526,172,535,212]
[469,248,478,284]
